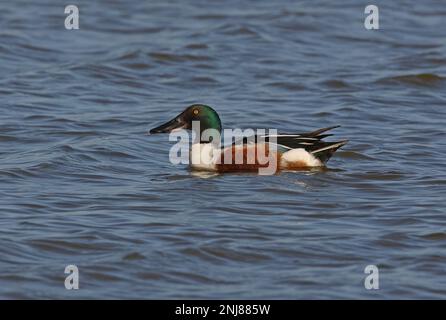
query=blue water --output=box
[0,0,445,298]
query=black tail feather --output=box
[310,140,348,163]
[272,126,347,164]
[304,125,340,137]
[239,126,347,164]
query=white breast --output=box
[190,143,219,171]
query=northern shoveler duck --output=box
[150,104,347,174]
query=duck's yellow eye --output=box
[193,109,199,115]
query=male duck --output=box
[150,104,347,174]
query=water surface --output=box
[0,0,445,298]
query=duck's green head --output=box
[150,104,222,140]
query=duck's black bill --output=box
[150,115,187,134]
